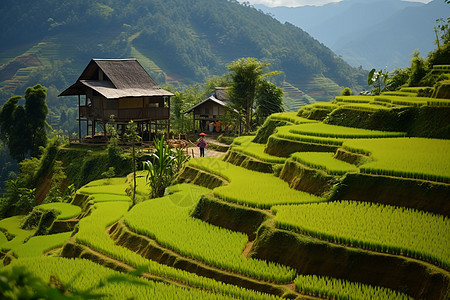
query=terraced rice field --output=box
[1,98,448,299]
[125,184,295,282]
[290,152,358,175]
[272,201,450,269]
[189,157,325,208]
[343,138,450,183]
[231,136,286,164]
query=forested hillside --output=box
[256,0,449,69]
[0,0,366,113]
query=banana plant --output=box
[144,135,189,199]
[368,68,389,95]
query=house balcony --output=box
[80,106,169,121]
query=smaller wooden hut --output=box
[59,58,173,142]
[184,87,239,133]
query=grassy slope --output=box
[1,95,449,298]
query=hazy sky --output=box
[241,0,432,7]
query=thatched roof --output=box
[184,88,236,114]
[214,87,228,101]
[184,96,227,114]
[59,59,173,99]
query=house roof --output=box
[214,87,228,101]
[59,59,173,99]
[184,96,227,114]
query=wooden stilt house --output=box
[59,58,173,142]
[184,87,239,133]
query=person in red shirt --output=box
[196,134,207,157]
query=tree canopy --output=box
[0,84,48,161]
[228,57,282,133]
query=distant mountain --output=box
[0,0,366,113]
[255,0,449,69]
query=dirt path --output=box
[186,147,225,159]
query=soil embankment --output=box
[176,165,227,189]
[191,195,270,241]
[223,151,274,173]
[265,136,339,157]
[250,224,450,300]
[108,219,297,298]
[331,173,450,216]
[279,159,338,196]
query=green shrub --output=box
[340,87,353,96]
[33,209,59,236]
[20,208,44,230]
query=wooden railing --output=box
[79,106,169,120]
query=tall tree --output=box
[25,84,48,157]
[124,120,141,208]
[0,84,48,161]
[228,57,281,132]
[255,80,284,125]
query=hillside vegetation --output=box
[1,66,449,298]
[256,0,450,70]
[1,4,449,298]
[0,0,365,117]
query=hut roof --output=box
[59,59,173,99]
[184,95,227,114]
[214,87,228,101]
[184,87,235,114]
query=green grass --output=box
[13,232,72,258]
[300,102,339,110]
[334,95,375,104]
[381,91,418,97]
[188,157,325,208]
[268,112,318,125]
[272,201,450,269]
[427,98,450,107]
[343,138,450,183]
[295,274,412,300]
[0,231,7,244]
[334,94,450,109]
[433,65,450,71]
[35,203,81,220]
[74,180,282,299]
[288,123,406,139]
[339,103,390,113]
[0,216,35,251]
[2,257,249,300]
[89,193,132,202]
[125,183,295,283]
[273,122,406,148]
[275,125,344,146]
[291,152,359,175]
[232,136,286,164]
[78,178,129,195]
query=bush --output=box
[34,209,59,236]
[340,87,353,96]
[21,208,44,230]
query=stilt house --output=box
[59,58,173,142]
[184,87,239,133]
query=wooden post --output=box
[167,96,170,137]
[78,95,81,142]
[193,112,196,134]
[86,95,89,138]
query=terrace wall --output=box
[330,173,450,216]
[250,224,450,300]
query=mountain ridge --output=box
[255,0,448,69]
[0,0,365,111]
